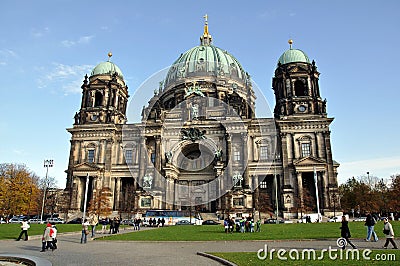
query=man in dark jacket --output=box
[365,212,378,242]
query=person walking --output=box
[109,218,114,234]
[16,219,30,241]
[383,218,398,249]
[340,215,357,249]
[365,212,378,242]
[40,223,54,252]
[256,219,261,232]
[51,224,58,250]
[90,214,98,238]
[81,219,90,244]
[101,218,108,234]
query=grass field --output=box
[0,224,82,240]
[97,221,400,242]
[211,250,400,265]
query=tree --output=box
[87,187,112,218]
[339,176,390,216]
[387,174,400,213]
[256,191,273,219]
[0,163,40,217]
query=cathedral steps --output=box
[200,212,218,221]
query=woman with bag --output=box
[340,215,357,249]
[383,218,398,249]
[81,219,90,244]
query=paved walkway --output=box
[0,228,392,266]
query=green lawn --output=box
[0,224,82,240]
[97,221,400,241]
[211,250,400,266]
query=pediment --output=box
[73,162,101,172]
[293,156,326,166]
[90,78,108,86]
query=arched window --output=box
[94,91,103,107]
[294,80,307,96]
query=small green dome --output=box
[277,48,310,65]
[91,61,124,78]
[164,45,246,87]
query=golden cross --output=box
[204,14,208,25]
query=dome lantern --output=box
[200,14,212,46]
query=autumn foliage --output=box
[0,163,41,217]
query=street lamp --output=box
[82,173,90,221]
[40,159,53,223]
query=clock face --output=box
[91,114,98,121]
[298,105,306,112]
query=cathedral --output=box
[63,18,340,220]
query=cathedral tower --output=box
[273,40,339,218]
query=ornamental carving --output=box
[181,128,206,142]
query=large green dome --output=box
[164,44,247,88]
[277,48,310,65]
[91,61,124,78]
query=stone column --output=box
[115,177,121,210]
[241,133,248,188]
[322,171,329,209]
[226,133,232,188]
[287,133,293,161]
[316,132,324,159]
[297,172,303,211]
[154,135,161,189]
[312,134,317,157]
[80,141,85,163]
[280,133,290,186]
[138,135,147,189]
[324,131,335,184]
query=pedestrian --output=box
[223,218,229,233]
[109,218,114,234]
[250,220,255,233]
[51,224,58,250]
[240,218,245,233]
[256,219,261,232]
[382,218,398,249]
[90,214,98,238]
[161,217,165,227]
[340,215,357,249]
[81,219,90,244]
[16,219,30,241]
[365,211,378,242]
[40,223,54,252]
[114,217,120,233]
[101,218,108,234]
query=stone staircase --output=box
[200,212,218,221]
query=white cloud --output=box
[338,156,400,183]
[61,35,94,47]
[0,49,18,66]
[13,149,28,156]
[36,63,94,94]
[30,27,50,38]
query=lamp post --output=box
[40,159,53,223]
[367,171,370,186]
[82,173,90,221]
[274,167,279,224]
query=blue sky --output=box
[1,0,399,187]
